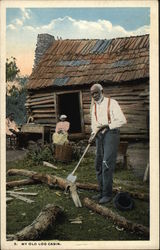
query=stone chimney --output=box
[34,33,55,68]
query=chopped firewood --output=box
[9,193,35,204]
[7,169,82,207]
[83,197,149,237]
[7,204,62,241]
[69,184,82,207]
[7,191,38,196]
[69,216,83,224]
[6,197,13,202]
[70,220,82,224]
[43,161,58,169]
[55,191,61,197]
[6,178,39,188]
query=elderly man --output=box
[89,84,127,204]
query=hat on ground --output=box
[60,114,67,120]
[113,192,134,211]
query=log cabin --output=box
[26,34,149,144]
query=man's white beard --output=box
[96,94,104,104]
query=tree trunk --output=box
[83,197,149,237]
[7,204,62,241]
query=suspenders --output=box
[94,97,111,124]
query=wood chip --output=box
[70,220,82,224]
[43,161,58,169]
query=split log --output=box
[7,169,81,207]
[6,179,39,188]
[7,204,62,241]
[83,197,149,237]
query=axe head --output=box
[66,173,77,183]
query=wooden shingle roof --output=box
[27,34,149,90]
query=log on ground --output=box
[7,169,82,207]
[6,179,39,188]
[76,182,149,201]
[83,197,149,237]
[7,204,62,241]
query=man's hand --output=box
[88,133,96,144]
[97,124,109,131]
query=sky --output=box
[6,8,150,76]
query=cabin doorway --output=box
[56,92,83,134]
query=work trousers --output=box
[95,128,120,197]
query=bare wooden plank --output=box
[7,191,38,196]
[9,193,35,204]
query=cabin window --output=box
[56,92,83,134]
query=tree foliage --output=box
[6,86,27,125]
[6,57,20,82]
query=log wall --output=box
[82,81,149,140]
[26,80,149,140]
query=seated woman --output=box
[6,113,20,149]
[52,115,70,145]
[6,113,28,149]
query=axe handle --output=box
[71,130,100,176]
[71,143,91,175]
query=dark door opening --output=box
[57,92,82,133]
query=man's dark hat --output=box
[113,192,134,211]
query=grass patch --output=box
[6,149,149,241]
